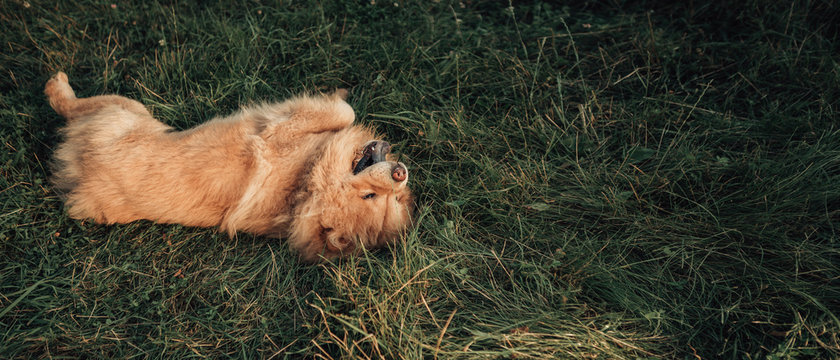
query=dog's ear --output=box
[327,234,356,253]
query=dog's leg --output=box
[286,89,355,133]
[260,89,356,140]
[45,72,152,122]
[44,72,77,117]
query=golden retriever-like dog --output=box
[45,72,413,262]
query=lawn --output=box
[1,0,838,358]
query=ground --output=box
[1,1,838,358]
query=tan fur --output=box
[46,72,413,262]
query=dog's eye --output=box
[362,193,376,200]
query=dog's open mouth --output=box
[353,140,391,174]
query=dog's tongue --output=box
[353,141,391,174]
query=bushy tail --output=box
[44,72,77,119]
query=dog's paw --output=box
[52,71,69,83]
[334,88,349,100]
[45,72,72,98]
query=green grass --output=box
[2,0,839,358]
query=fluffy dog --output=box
[45,72,413,262]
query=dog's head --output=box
[289,127,414,262]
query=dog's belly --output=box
[60,112,256,227]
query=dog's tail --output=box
[44,72,78,120]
